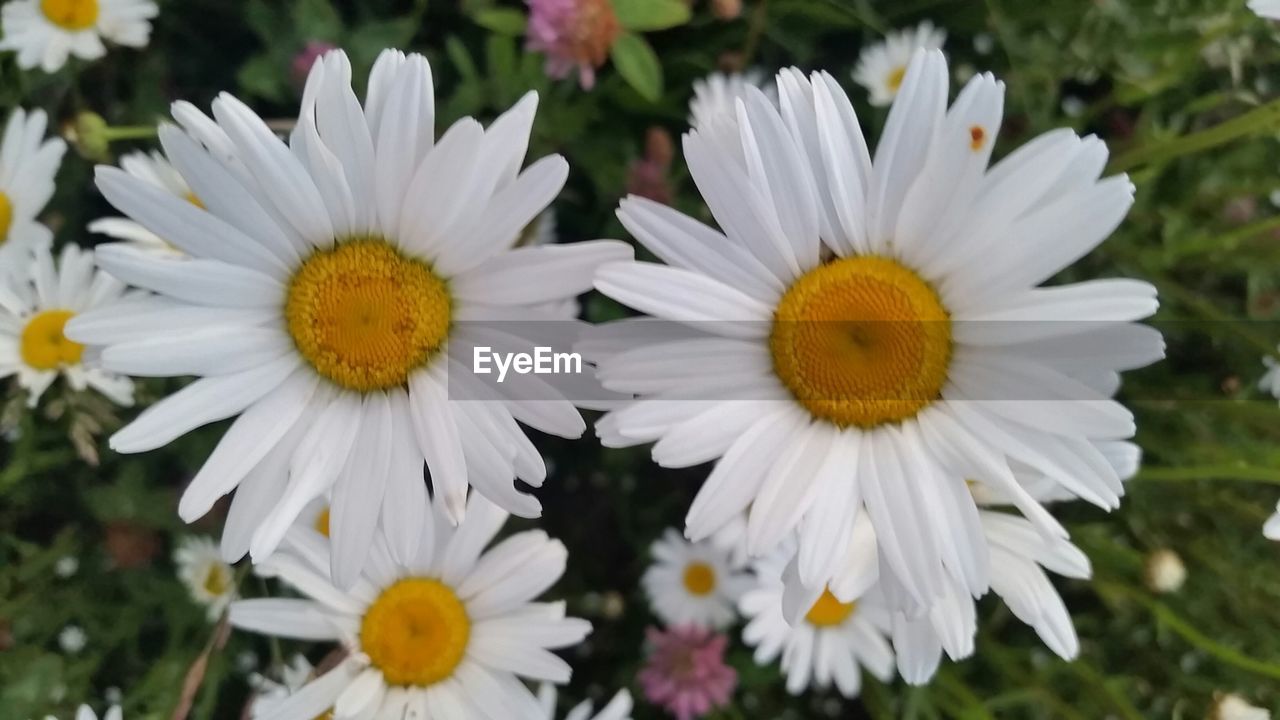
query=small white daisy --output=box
[537,683,633,720]
[0,243,135,407]
[58,624,86,653]
[1251,0,1280,21]
[739,541,895,697]
[174,535,237,620]
[229,491,592,720]
[54,555,79,577]
[41,706,123,720]
[590,54,1160,618]
[689,71,766,129]
[1211,693,1271,720]
[642,528,751,630]
[0,108,64,277]
[1261,351,1280,400]
[0,0,157,73]
[853,21,946,106]
[88,151,199,257]
[67,49,631,585]
[1264,500,1280,541]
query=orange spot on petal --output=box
[969,125,987,151]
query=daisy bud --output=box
[1144,549,1187,594]
[66,111,110,162]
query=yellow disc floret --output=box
[682,562,717,596]
[887,65,907,93]
[41,0,98,30]
[202,563,231,596]
[361,578,470,687]
[805,588,857,628]
[770,255,951,429]
[21,310,84,371]
[0,191,13,244]
[285,238,451,392]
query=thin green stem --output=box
[1134,463,1280,486]
[102,125,159,141]
[1110,97,1280,173]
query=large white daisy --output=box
[852,21,946,107]
[641,528,751,630]
[590,53,1162,616]
[88,150,197,257]
[229,491,591,720]
[66,49,631,585]
[0,108,64,277]
[739,541,895,697]
[0,0,157,73]
[0,243,135,407]
[537,684,632,720]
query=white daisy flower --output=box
[739,541,895,697]
[58,624,86,653]
[40,705,123,720]
[0,243,135,407]
[590,53,1161,615]
[1211,693,1271,720]
[641,528,751,630]
[1261,351,1280,400]
[1251,0,1280,21]
[689,71,766,129]
[88,151,198,257]
[229,491,592,720]
[1264,500,1280,541]
[853,21,946,106]
[174,535,237,620]
[0,109,64,277]
[66,49,632,584]
[537,684,633,720]
[0,0,157,73]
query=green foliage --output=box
[3,0,1280,719]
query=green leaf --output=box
[236,54,287,103]
[473,7,527,36]
[611,0,690,31]
[292,0,344,40]
[446,35,481,82]
[609,32,662,102]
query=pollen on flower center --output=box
[682,562,717,596]
[769,255,951,429]
[805,588,856,628]
[285,238,451,392]
[21,310,84,371]
[40,0,98,30]
[360,578,470,687]
[887,65,907,92]
[0,191,13,243]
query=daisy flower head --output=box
[0,108,65,276]
[642,528,751,630]
[1210,693,1271,720]
[174,535,237,620]
[229,491,591,720]
[591,52,1161,617]
[637,625,736,720]
[0,0,158,73]
[739,540,895,697]
[42,706,123,720]
[525,0,621,90]
[0,243,135,408]
[67,48,631,585]
[58,624,87,653]
[88,150,198,257]
[853,21,946,106]
[537,683,633,720]
[1264,500,1280,541]
[688,71,767,130]
[1261,350,1280,400]
[1251,0,1280,21]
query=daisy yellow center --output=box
[769,256,951,429]
[682,562,717,596]
[314,507,331,537]
[41,0,98,30]
[805,589,856,628]
[887,65,907,92]
[285,238,451,392]
[0,191,12,243]
[360,578,470,687]
[20,310,84,371]
[202,563,231,596]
